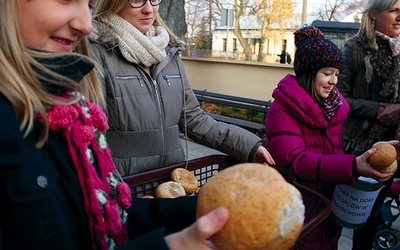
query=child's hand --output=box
[165,207,229,250]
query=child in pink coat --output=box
[265,26,393,249]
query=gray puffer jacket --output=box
[89,24,261,176]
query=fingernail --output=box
[213,207,228,223]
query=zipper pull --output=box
[163,75,171,86]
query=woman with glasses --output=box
[89,0,275,176]
[0,0,231,249]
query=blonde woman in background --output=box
[337,0,400,248]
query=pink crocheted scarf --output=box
[36,92,132,249]
[321,89,342,120]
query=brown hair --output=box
[297,70,335,105]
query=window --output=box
[223,38,227,52]
[233,38,237,51]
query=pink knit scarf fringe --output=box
[37,94,132,249]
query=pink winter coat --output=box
[265,74,357,249]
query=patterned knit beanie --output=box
[294,26,341,77]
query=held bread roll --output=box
[170,168,199,194]
[197,163,305,250]
[155,181,186,198]
[368,143,398,174]
[381,160,398,174]
[140,195,155,199]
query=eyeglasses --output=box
[128,0,162,8]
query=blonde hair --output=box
[0,0,103,147]
[92,0,180,43]
[359,0,398,51]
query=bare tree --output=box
[207,0,254,60]
[185,0,222,56]
[233,0,254,60]
[316,0,363,21]
[185,1,210,53]
[210,0,295,61]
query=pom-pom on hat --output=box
[293,26,341,77]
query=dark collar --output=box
[33,54,94,94]
[35,54,94,83]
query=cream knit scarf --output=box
[109,14,169,67]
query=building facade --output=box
[210,19,360,64]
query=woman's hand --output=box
[254,146,276,166]
[377,103,400,125]
[165,207,229,250]
[356,147,393,182]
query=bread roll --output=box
[197,163,305,250]
[381,160,398,174]
[155,181,186,198]
[368,143,397,174]
[140,195,155,199]
[170,168,199,194]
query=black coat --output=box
[0,57,197,250]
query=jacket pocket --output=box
[115,74,145,87]
[163,74,182,86]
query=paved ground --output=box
[179,137,400,250]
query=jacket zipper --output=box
[151,79,166,167]
[134,65,167,167]
[163,74,181,86]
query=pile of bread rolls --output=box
[153,168,199,198]
[197,163,305,250]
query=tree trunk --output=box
[159,0,187,38]
[234,25,252,61]
[257,37,265,62]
